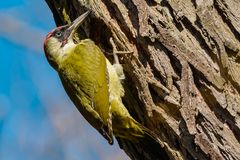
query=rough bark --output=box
[45,0,240,159]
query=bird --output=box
[43,10,158,145]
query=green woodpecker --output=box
[44,11,154,144]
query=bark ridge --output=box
[45,0,240,159]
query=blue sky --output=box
[0,1,128,160]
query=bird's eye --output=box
[55,31,62,37]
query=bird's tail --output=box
[135,121,163,146]
[117,121,170,160]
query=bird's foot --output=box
[109,37,133,65]
[109,37,133,80]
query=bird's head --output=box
[43,11,90,69]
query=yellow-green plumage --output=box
[44,12,152,144]
[58,39,145,141]
[106,59,145,140]
[58,39,113,143]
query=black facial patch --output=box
[52,25,69,42]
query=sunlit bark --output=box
[45,0,240,159]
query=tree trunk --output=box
[45,0,240,159]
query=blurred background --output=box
[0,1,129,159]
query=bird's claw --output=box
[109,37,133,65]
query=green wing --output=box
[59,39,113,144]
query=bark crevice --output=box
[45,0,240,159]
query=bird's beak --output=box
[66,10,90,40]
